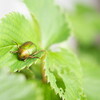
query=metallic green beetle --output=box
[10,41,42,61]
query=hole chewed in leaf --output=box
[44,49,86,100]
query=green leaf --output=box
[24,0,70,48]
[0,12,43,71]
[80,55,100,100]
[44,48,86,100]
[41,84,60,100]
[0,68,43,100]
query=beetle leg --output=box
[23,59,27,62]
[28,55,40,59]
[10,51,18,53]
[33,50,45,55]
[23,56,39,61]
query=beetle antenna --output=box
[12,40,19,48]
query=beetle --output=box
[10,41,42,61]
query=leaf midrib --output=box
[0,45,17,50]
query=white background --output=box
[0,0,97,18]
